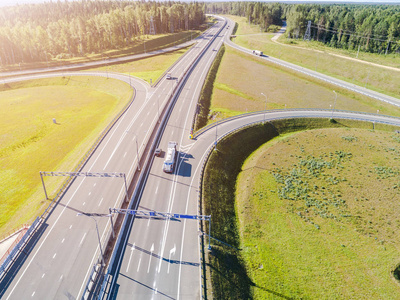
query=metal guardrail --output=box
[193,108,400,139]
[151,41,197,88]
[96,19,228,300]
[0,74,137,280]
[0,217,41,280]
[194,108,400,299]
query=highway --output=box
[106,18,229,300]
[223,18,400,108]
[2,14,400,300]
[0,40,195,79]
[0,22,224,300]
[107,16,400,300]
[101,16,400,300]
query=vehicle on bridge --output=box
[163,141,178,173]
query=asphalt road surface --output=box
[0,22,224,300]
[2,15,399,300]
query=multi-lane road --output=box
[1,14,400,300]
[0,20,226,299]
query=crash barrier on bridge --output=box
[94,19,228,300]
[0,76,137,281]
[0,217,41,280]
[0,224,29,265]
[194,108,400,299]
[193,108,400,140]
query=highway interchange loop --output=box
[1,16,400,300]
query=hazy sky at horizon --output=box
[1,0,400,7]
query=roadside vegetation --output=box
[204,45,400,125]
[200,8,400,299]
[228,15,400,99]
[203,119,400,299]
[194,45,225,130]
[89,46,190,84]
[0,76,132,236]
[0,1,205,72]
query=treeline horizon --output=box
[207,2,400,55]
[0,0,205,66]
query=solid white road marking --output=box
[155,184,159,195]
[80,233,87,246]
[126,244,135,272]
[147,243,154,273]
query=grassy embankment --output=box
[0,44,189,236]
[204,45,400,123]
[200,15,400,300]
[0,76,132,235]
[226,15,400,99]
[89,46,190,84]
[0,30,200,74]
[203,119,400,299]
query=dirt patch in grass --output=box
[0,76,132,235]
[237,127,400,299]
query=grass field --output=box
[237,127,400,299]
[226,15,400,99]
[89,46,190,84]
[0,31,200,74]
[208,46,400,123]
[0,76,132,235]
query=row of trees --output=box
[206,2,283,31]
[285,4,400,54]
[206,2,400,55]
[0,1,205,66]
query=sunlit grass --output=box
[1,31,199,74]
[226,15,400,99]
[89,46,190,83]
[237,128,400,299]
[208,46,400,124]
[0,76,132,235]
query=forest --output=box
[1,1,399,67]
[206,2,400,54]
[0,0,205,66]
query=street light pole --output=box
[261,92,267,123]
[331,90,337,119]
[77,213,106,266]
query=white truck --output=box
[163,141,178,173]
[253,50,263,56]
